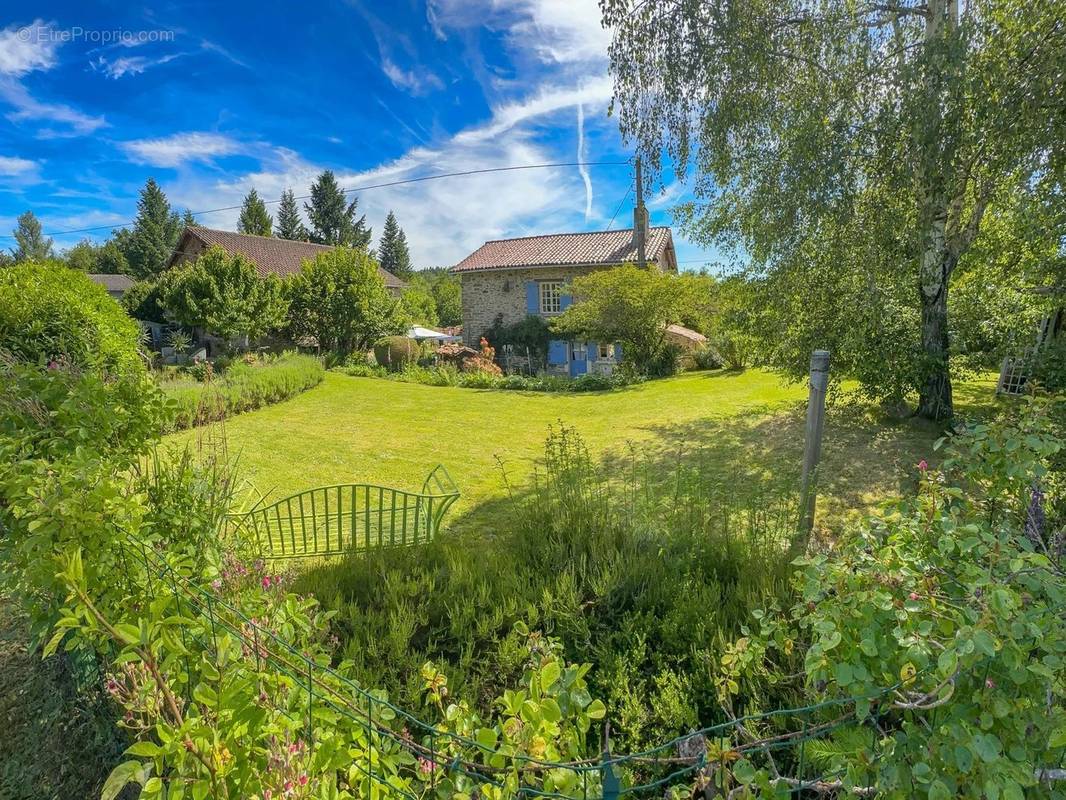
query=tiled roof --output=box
[173,226,406,288]
[88,273,136,292]
[451,227,674,273]
[666,323,708,343]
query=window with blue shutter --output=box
[559,291,572,311]
[525,281,538,314]
[614,343,623,361]
[548,339,568,365]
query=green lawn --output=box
[171,369,1000,534]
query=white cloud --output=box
[0,77,106,137]
[121,132,241,167]
[160,79,612,266]
[93,51,186,79]
[0,155,38,176]
[506,0,611,64]
[0,19,61,76]
[428,0,609,64]
[0,20,107,137]
[382,58,444,95]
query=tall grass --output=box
[295,425,798,751]
[162,353,324,432]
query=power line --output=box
[605,187,632,231]
[7,160,631,240]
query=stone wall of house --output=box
[458,264,606,345]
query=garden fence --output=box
[110,529,920,799]
[224,464,459,560]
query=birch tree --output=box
[603,0,1066,418]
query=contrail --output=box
[576,103,592,221]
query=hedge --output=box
[163,353,324,432]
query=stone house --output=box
[451,216,677,377]
[167,226,406,296]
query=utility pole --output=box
[634,157,647,268]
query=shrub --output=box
[715,397,1066,796]
[121,279,167,323]
[1033,335,1066,393]
[162,353,324,432]
[287,247,406,356]
[0,261,143,374]
[373,335,421,370]
[692,343,723,370]
[484,314,552,364]
[295,425,796,752]
[162,245,288,346]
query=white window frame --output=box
[597,342,614,360]
[539,281,563,315]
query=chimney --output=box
[633,157,648,268]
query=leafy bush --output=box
[121,279,167,324]
[162,353,324,432]
[333,362,644,393]
[162,245,288,346]
[296,426,796,752]
[551,266,700,375]
[373,335,422,370]
[0,261,143,374]
[692,343,723,370]
[1033,336,1066,393]
[287,247,405,356]
[714,397,1066,797]
[484,314,552,364]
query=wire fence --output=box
[104,528,913,799]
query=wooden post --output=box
[798,350,830,544]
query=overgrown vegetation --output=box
[296,426,797,752]
[160,352,325,432]
[0,260,144,374]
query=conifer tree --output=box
[11,211,53,262]
[304,170,371,248]
[275,189,308,240]
[121,178,183,279]
[238,189,273,236]
[377,210,413,280]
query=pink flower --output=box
[418,756,437,774]
[263,791,272,800]
[261,575,272,589]
[908,592,920,601]
[986,679,996,689]
[917,459,928,471]
[298,774,309,786]
[211,579,222,591]
[47,360,59,370]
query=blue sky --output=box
[0,1,723,270]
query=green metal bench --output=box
[226,465,459,560]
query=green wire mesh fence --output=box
[110,529,913,799]
[225,464,459,560]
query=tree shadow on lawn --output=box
[445,388,998,540]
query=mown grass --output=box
[170,368,1000,534]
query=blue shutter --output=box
[559,292,572,311]
[526,281,539,314]
[614,343,623,361]
[548,340,568,365]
